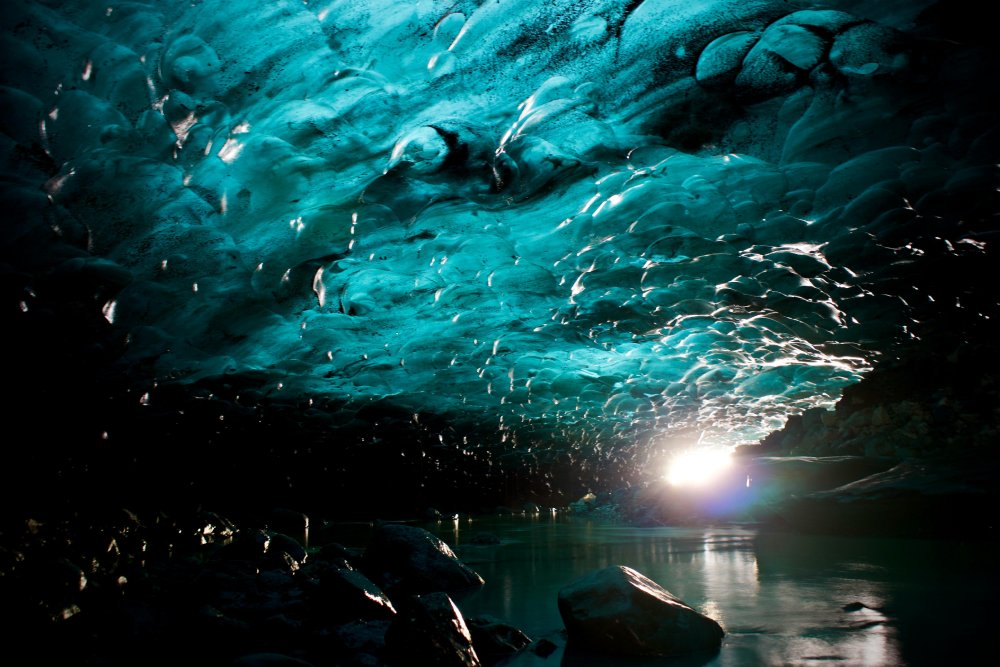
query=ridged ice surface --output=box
[2,1,997,469]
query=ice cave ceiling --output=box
[2,0,998,497]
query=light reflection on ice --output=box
[10,0,995,472]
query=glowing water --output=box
[415,516,991,666]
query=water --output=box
[339,515,994,666]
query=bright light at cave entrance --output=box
[666,448,733,487]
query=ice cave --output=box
[1,0,997,664]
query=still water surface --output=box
[337,515,993,666]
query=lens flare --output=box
[666,448,733,487]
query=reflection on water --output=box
[351,515,992,666]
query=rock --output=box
[195,511,237,543]
[196,559,259,597]
[331,620,391,667]
[384,592,480,667]
[497,635,564,666]
[362,524,484,595]
[314,541,359,569]
[265,508,309,542]
[557,565,723,658]
[213,529,270,562]
[260,549,300,574]
[466,615,532,666]
[308,562,396,622]
[529,638,559,658]
[267,533,307,566]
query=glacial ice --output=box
[2,0,997,488]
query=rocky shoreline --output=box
[2,507,732,666]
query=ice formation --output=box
[2,1,997,495]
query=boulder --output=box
[362,524,484,595]
[331,620,391,667]
[384,592,481,667]
[557,566,723,658]
[264,508,309,542]
[466,615,532,666]
[495,635,563,666]
[313,541,359,569]
[266,533,307,566]
[307,562,396,622]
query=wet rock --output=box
[313,542,358,569]
[260,549,300,574]
[309,521,358,550]
[15,556,90,624]
[264,508,309,542]
[527,637,559,658]
[557,565,724,658]
[529,638,559,658]
[197,559,259,597]
[195,511,237,543]
[497,635,564,666]
[307,562,396,622]
[331,620,391,667]
[266,533,307,567]
[214,529,271,562]
[466,615,532,667]
[362,524,484,596]
[384,592,480,667]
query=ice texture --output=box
[2,1,997,482]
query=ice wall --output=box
[2,0,997,492]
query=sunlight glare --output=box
[666,447,733,486]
